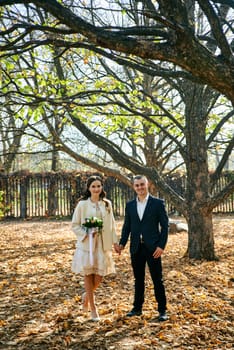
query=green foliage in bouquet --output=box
[82,216,103,230]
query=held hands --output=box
[114,243,164,257]
[114,243,123,255]
[153,247,164,259]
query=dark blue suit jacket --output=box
[119,195,169,255]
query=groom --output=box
[115,175,169,321]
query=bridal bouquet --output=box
[82,217,103,266]
[82,217,103,232]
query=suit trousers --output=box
[130,242,167,313]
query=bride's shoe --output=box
[91,309,100,322]
[81,292,88,312]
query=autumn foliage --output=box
[0,217,233,349]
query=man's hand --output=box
[114,243,123,255]
[153,247,164,259]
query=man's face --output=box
[133,177,149,197]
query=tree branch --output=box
[197,0,233,60]
[207,109,234,144]
[1,0,234,102]
[209,178,234,211]
[210,136,234,189]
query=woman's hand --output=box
[114,243,123,255]
[81,234,88,242]
[92,230,98,237]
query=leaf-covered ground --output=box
[0,216,233,350]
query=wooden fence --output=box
[0,172,135,219]
[0,171,233,219]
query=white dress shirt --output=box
[136,193,149,220]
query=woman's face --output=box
[88,180,103,196]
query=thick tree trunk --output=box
[51,147,59,171]
[184,84,216,260]
[186,157,216,260]
[187,207,216,260]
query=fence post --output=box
[20,176,28,218]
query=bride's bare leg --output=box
[84,274,101,320]
[93,274,103,291]
[84,275,94,309]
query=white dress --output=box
[72,203,116,276]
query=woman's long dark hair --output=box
[80,175,109,208]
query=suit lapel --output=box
[131,199,141,221]
[141,196,152,221]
